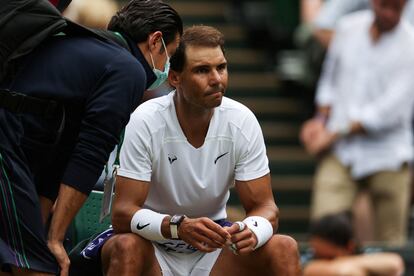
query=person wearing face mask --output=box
[71,25,302,276]
[148,37,171,90]
[0,1,182,275]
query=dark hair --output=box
[170,25,225,72]
[108,0,183,46]
[310,212,354,248]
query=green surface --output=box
[70,191,111,246]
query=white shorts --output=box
[153,243,221,276]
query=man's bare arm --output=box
[235,173,278,229]
[111,176,151,233]
[48,184,88,276]
[304,253,404,276]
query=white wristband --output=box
[243,216,273,250]
[130,209,168,241]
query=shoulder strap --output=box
[0,0,67,81]
[64,20,131,53]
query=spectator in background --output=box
[64,0,119,29]
[310,0,371,48]
[300,0,414,246]
[303,0,414,49]
[303,212,405,276]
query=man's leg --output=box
[0,152,58,275]
[101,233,162,276]
[211,234,301,276]
[311,154,357,220]
[369,165,411,245]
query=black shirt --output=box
[0,33,155,197]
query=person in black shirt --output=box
[0,1,182,275]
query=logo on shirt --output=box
[253,221,258,227]
[136,223,150,230]
[214,152,229,164]
[168,154,177,164]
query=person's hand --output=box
[300,118,325,152]
[306,127,337,155]
[178,217,231,252]
[224,222,257,256]
[47,239,70,276]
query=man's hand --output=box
[178,217,231,252]
[300,118,325,146]
[47,239,70,276]
[300,118,337,156]
[224,222,257,255]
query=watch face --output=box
[170,215,185,225]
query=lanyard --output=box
[104,129,124,177]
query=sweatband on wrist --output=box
[130,209,168,241]
[243,216,273,250]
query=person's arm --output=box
[355,63,414,134]
[304,253,405,276]
[111,176,151,233]
[111,175,231,251]
[303,119,364,155]
[312,0,370,48]
[47,184,88,276]
[304,258,365,276]
[353,253,405,276]
[236,174,278,229]
[301,0,324,24]
[226,173,278,255]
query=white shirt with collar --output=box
[316,10,414,179]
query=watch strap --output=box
[169,214,186,239]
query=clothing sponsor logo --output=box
[157,241,198,254]
[168,154,177,164]
[214,152,229,164]
[136,223,150,230]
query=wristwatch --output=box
[170,214,186,239]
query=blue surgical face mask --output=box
[148,37,170,90]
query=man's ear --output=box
[148,31,163,51]
[168,70,180,88]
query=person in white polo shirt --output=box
[95,25,301,276]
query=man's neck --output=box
[370,23,382,42]
[174,94,214,148]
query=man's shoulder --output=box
[336,10,372,32]
[130,93,172,122]
[48,35,141,73]
[138,93,172,111]
[220,97,251,112]
[219,97,255,120]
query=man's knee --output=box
[265,234,299,259]
[103,233,153,264]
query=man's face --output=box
[171,45,228,110]
[372,0,405,32]
[309,237,352,259]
